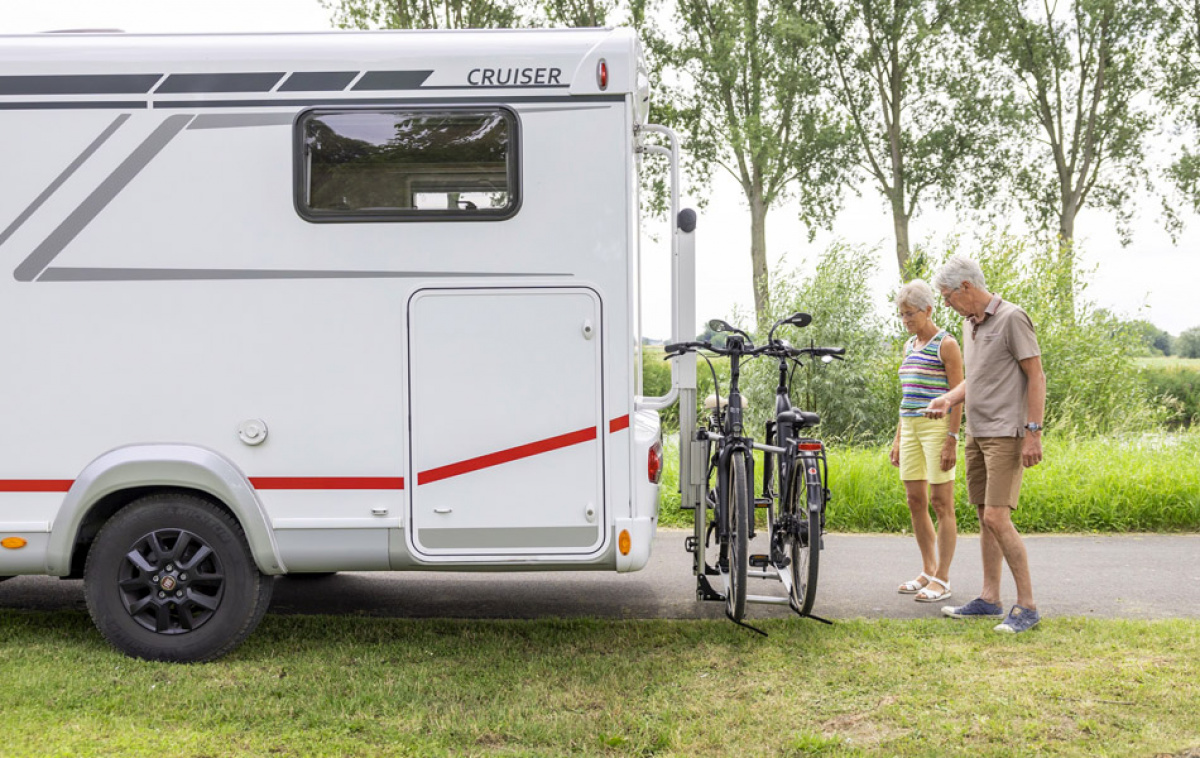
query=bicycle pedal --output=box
[748,554,769,568]
[684,536,698,553]
[754,498,771,508]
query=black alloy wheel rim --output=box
[117,529,226,634]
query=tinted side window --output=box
[297,108,519,221]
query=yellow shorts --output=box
[899,415,956,485]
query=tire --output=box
[84,494,274,663]
[724,454,750,621]
[784,459,821,615]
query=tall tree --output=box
[1159,1,1200,226]
[646,0,853,329]
[324,0,620,28]
[969,0,1163,255]
[814,0,1013,277]
[324,0,525,29]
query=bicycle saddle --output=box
[779,409,821,428]
[704,394,748,410]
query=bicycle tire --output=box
[784,457,822,615]
[725,453,750,620]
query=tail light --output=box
[797,442,823,452]
[648,441,663,484]
[597,59,609,90]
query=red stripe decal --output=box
[250,477,405,490]
[419,425,597,486]
[0,480,74,492]
[609,415,630,433]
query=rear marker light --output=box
[597,59,608,90]
[619,529,631,555]
[798,442,823,452]
[2,537,27,549]
[648,441,664,484]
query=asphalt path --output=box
[3,530,1198,622]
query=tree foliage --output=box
[813,0,1013,276]
[645,0,855,330]
[1158,0,1200,227]
[965,0,1164,251]
[1177,326,1200,359]
[324,0,525,29]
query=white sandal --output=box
[915,578,951,603]
[898,572,932,594]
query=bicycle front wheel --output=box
[724,453,750,620]
[785,459,822,615]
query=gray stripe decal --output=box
[151,94,627,109]
[38,268,570,282]
[154,73,284,94]
[0,74,162,95]
[0,114,130,252]
[187,113,295,130]
[0,101,148,111]
[279,71,359,92]
[14,115,194,283]
[417,526,598,550]
[353,71,435,91]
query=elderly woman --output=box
[889,279,964,602]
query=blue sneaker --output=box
[994,605,1041,634]
[941,597,1005,619]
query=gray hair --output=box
[895,279,935,311]
[932,254,986,293]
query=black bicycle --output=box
[666,312,844,625]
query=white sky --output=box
[6,0,1198,338]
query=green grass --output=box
[2,611,1199,757]
[1136,356,1200,371]
[659,431,1200,532]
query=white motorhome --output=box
[0,27,700,661]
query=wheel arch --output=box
[47,445,286,577]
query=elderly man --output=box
[925,255,1046,634]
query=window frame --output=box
[293,104,522,223]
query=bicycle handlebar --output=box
[665,341,845,360]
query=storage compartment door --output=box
[407,287,605,558]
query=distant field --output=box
[1137,356,1200,371]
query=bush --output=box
[1141,365,1200,427]
[919,234,1164,436]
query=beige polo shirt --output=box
[962,298,1041,438]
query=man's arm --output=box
[924,381,966,419]
[1019,355,1045,467]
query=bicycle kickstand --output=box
[789,600,834,626]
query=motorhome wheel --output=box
[84,494,273,662]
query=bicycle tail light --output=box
[648,440,664,484]
[797,442,823,452]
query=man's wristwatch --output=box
[1025,422,1043,433]
[947,431,959,441]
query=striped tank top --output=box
[899,330,950,417]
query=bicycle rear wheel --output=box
[784,458,822,615]
[724,454,750,620]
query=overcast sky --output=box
[6,0,1198,338]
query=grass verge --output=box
[2,611,1198,757]
[659,431,1200,532]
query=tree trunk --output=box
[749,188,770,333]
[1058,200,1077,319]
[892,197,911,277]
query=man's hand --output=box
[889,440,901,468]
[924,395,952,419]
[1022,433,1043,468]
[940,437,957,471]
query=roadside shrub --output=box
[736,242,898,444]
[921,234,1163,436]
[1141,365,1200,427]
